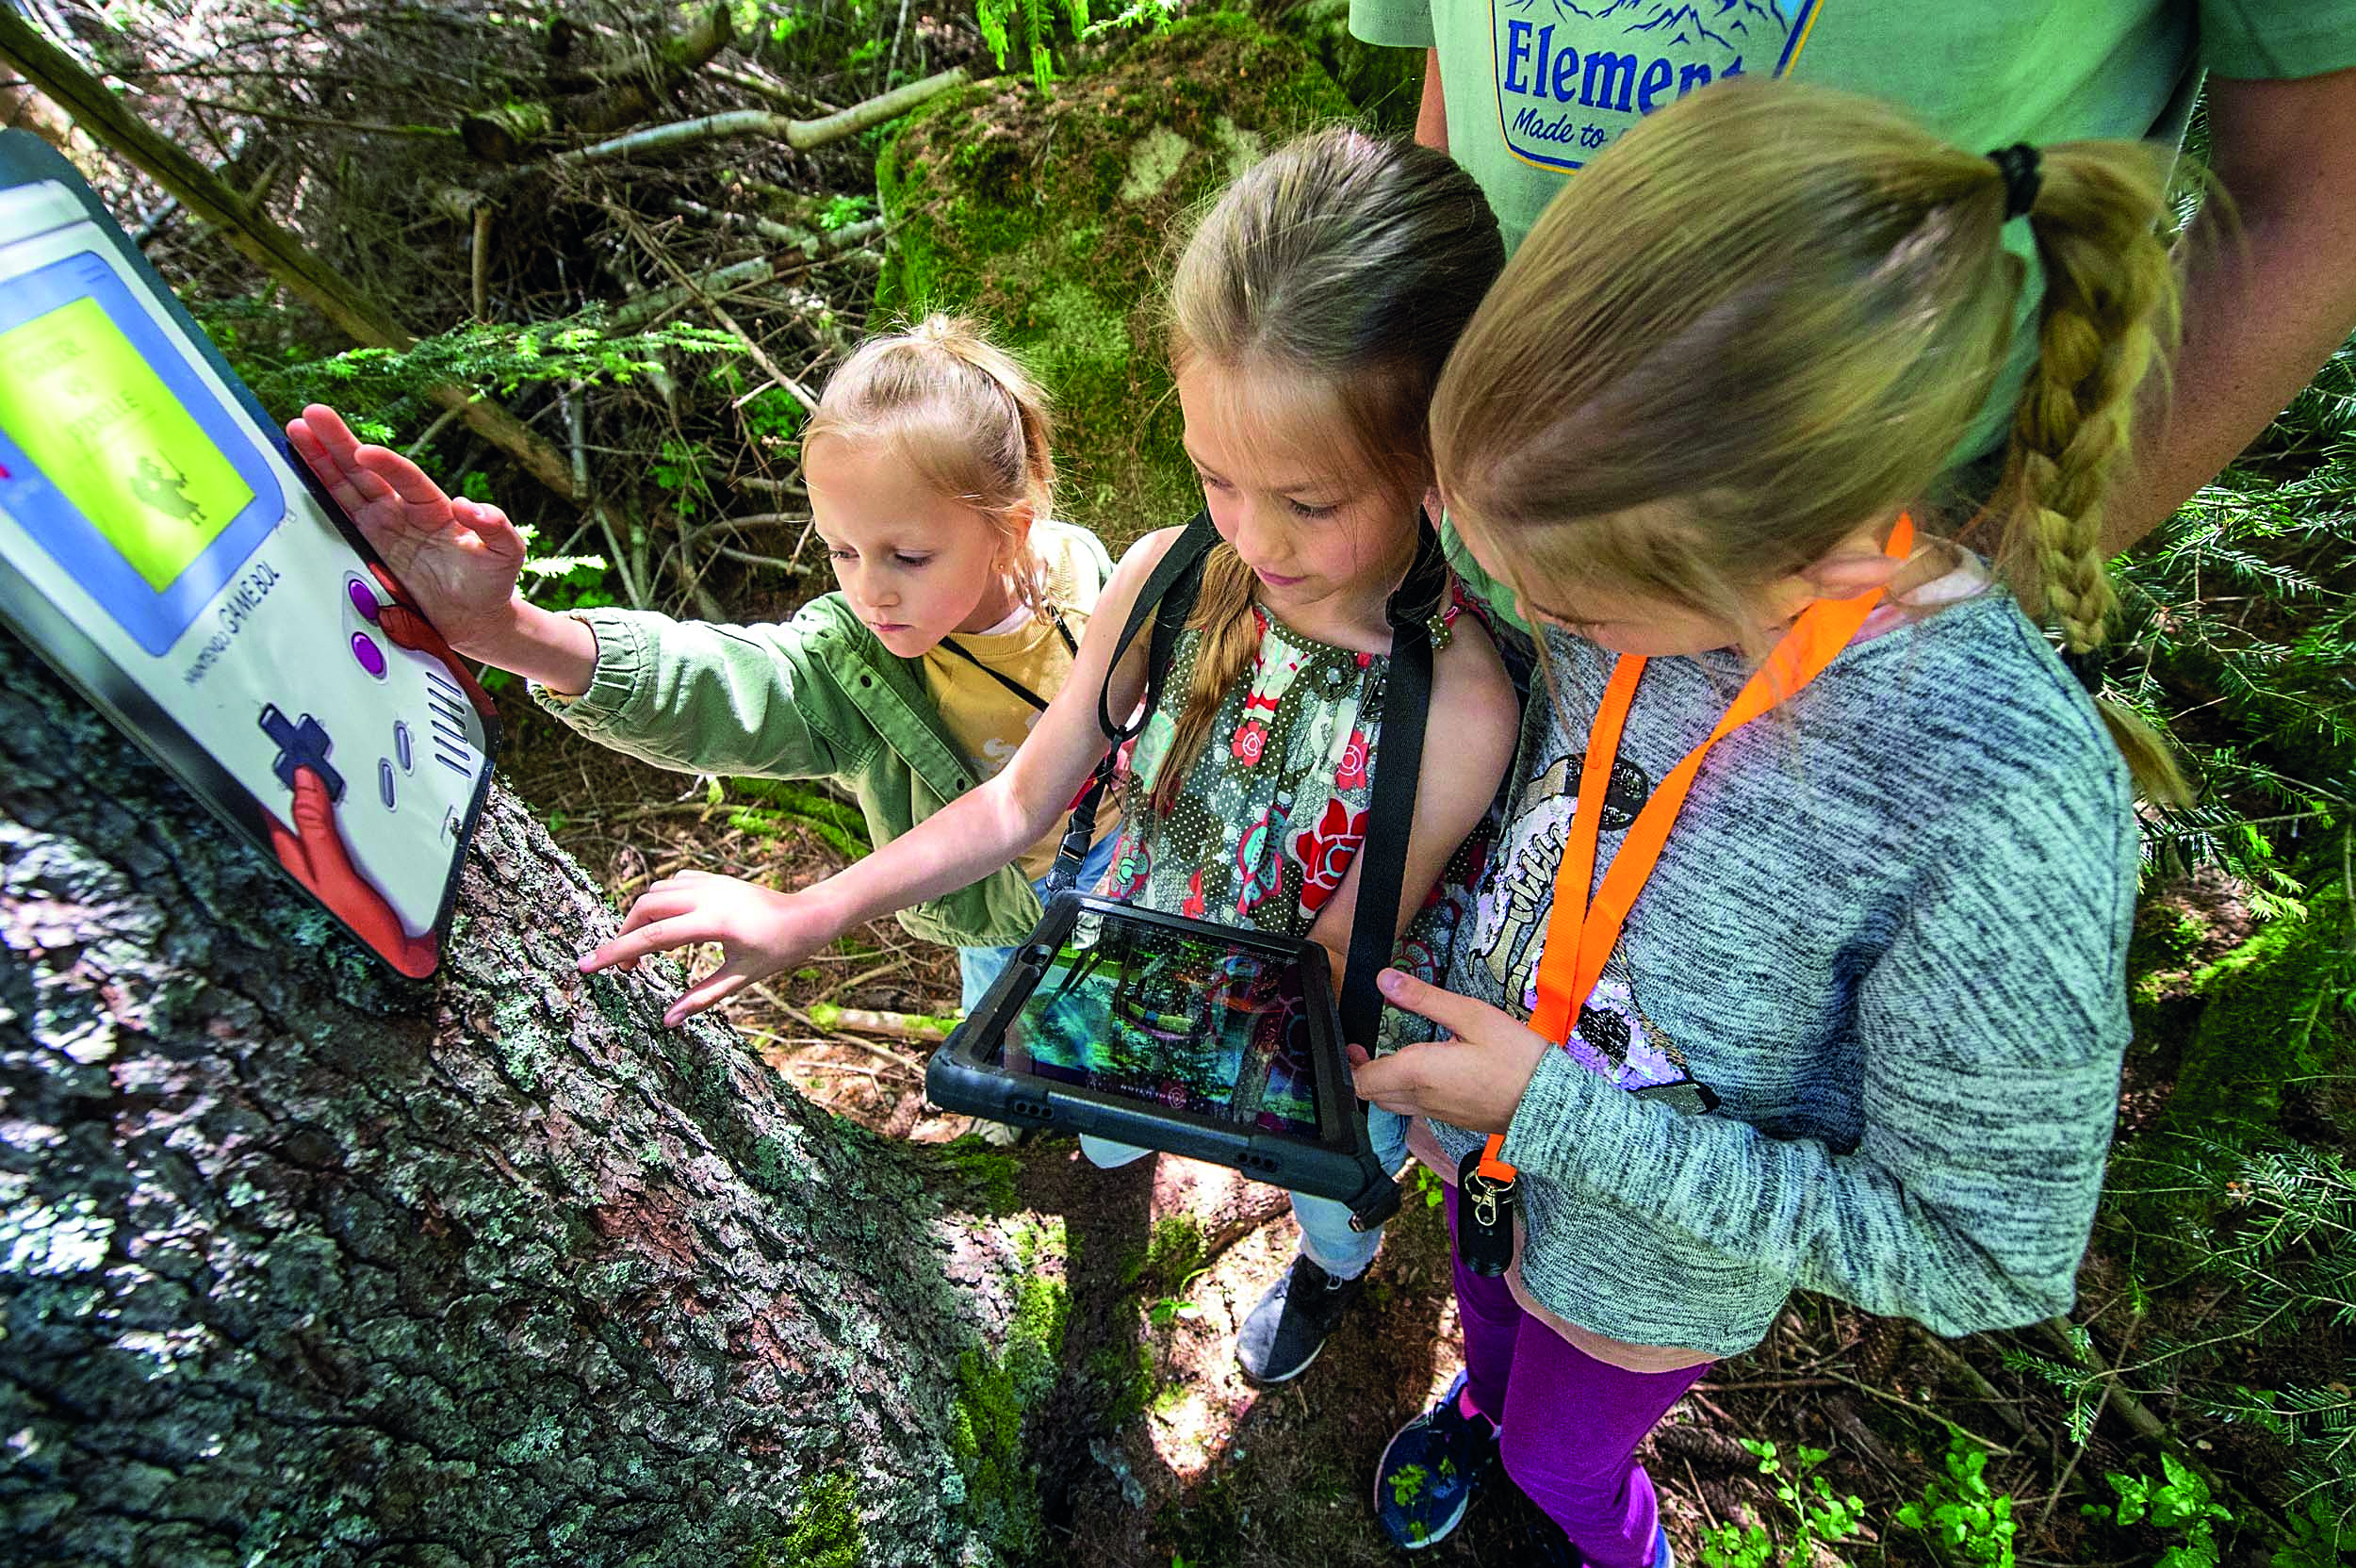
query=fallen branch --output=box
[557,66,965,166]
[2032,1317,2165,1445]
[706,62,841,117]
[470,204,493,320]
[612,255,777,328]
[0,8,577,499]
[803,1003,958,1043]
[1911,1325,2030,1435]
[668,200,885,261]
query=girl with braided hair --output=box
[1348,80,2184,1564]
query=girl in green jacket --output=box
[286,315,1122,1022]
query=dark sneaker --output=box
[1235,1250,1366,1384]
[1374,1370,1499,1550]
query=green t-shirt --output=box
[1349,0,2356,621]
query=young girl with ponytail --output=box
[1349,81,2184,1566]
[582,128,1523,1384]
[289,315,1122,1032]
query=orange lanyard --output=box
[1472,514,1916,1184]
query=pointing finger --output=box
[580,915,709,974]
[664,969,750,1027]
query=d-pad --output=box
[258,704,344,801]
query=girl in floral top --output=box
[585,128,1523,1384]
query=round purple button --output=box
[352,631,387,678]
[348,578,381,622]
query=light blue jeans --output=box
[1081,1107,1410,1281]
[957,831,1121,1013]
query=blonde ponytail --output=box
[804,313,1059,618]
[1148,545,1261,816]
[1987,145,2191,802]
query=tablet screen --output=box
[994,905,1325,1141]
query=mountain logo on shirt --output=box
[1493,0,1825,172]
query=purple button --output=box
[351,631,386,678]
[348,579,381,622]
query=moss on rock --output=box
[2153,881,2354,1141]
[875,14,1354,550]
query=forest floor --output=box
[13,0,2335,1554]
[506,703,2219,1568]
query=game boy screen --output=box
[0,294,254,592]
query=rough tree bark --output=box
[0,634,1028,1566]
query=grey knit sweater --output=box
[1424,592,2136,1357]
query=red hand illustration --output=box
[367,562,498,724]
[266,765,440,978]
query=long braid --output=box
[1988,143,2189,800]
[1148,544,1261,816]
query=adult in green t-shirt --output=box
[1349,0,2356,624]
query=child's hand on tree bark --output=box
[286,404,529,660]
[579,871,843,1026]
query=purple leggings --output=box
[1447,1184,1711,1568]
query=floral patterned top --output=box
[1098,589,1495,1051]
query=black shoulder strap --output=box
[1048,513,1222,892]
[1335,517,1450,1053]
[939,638,1055,713]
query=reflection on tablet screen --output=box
[997,907,1322,1140]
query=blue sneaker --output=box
[1374,1370,1499,1549]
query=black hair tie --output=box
[1988,142,2043,220]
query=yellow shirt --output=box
[920,518,1121,882]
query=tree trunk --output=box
[0,633,1026,1566]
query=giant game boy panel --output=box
[0,130,494,977]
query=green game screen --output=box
[0,295,252,590]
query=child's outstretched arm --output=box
[1304,619,1519,989]
[578,528,1192,1025]
[286,405,597,693]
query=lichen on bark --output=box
[0,635,1027,1566]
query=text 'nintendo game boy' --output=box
[0,130,493,976]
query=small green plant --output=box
[816,193,875,233]
[649,435,712,522]
[1409,1163,1446,1209]
[2083,1454,2233,1568]
[2272,1495,2356,1568]
[1700,1441,1868,1568]
[1895,1433,2018,1567]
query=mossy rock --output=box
[1258,0,1424,133]
[2151,880,2355,1143]
[875,13,1355,551]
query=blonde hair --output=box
[1149,127,1505,812]
[1433,80,2187,799]
[803,313,1058,617]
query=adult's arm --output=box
[1416,46,1447,152]
[2105,67,2356,552]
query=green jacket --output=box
[536,593,1053,948]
